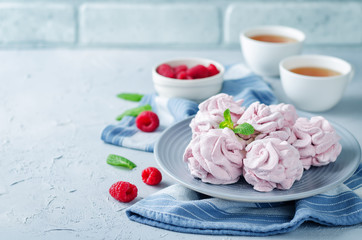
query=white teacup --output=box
[240,25,305,76]
[279,55,354,112]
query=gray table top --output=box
[0,47,361,240]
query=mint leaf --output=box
[233,123,255,135]
[219,109,234,129]
[219,120,234,129]
[107,154,137,169]
[117,93,144,102]
[219,121,230,129]
[223,109,232,123]
[116,104,152,121]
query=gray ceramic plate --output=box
[154,114,361,202]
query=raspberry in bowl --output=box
[152,58,225,102]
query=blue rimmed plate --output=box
[154,113,361,202]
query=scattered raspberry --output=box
[135,111,160,132]
[142,167,162,185]
[207,64,220,76]
[157,64,175,78]
[174,65,188,75]
[176,71,187,79]
[109,181,138,203]
[187,64,209,79]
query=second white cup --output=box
[240,25,305,77]
[280,55,353,112]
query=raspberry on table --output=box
[157,64,175,78]
[142,167,162,185]
[187,64,209,79]
[207,64,220,76]
[135,111,160,132]
[109,181,138,203]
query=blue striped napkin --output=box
[101,63,277,152]
[126,165,362,236]
[106,62,362,236]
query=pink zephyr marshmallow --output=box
[243,138,303,192]
[292,116,342,170]
[237,102,285,134]
[255,127,297,144]
[184,127,246,184]
[269,103,298,128]
[190,93,245,135]
[239,103,298,144]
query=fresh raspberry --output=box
[109,181,138,203]
[174,65,188,75]
[187,64,209,79]
[207,64,220,76]
[186,75,193,80]
[176,71,187,79]
[135,111,159,132]
[157,64,176,78]
[142,167,162,185]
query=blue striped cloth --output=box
[126,165,362,236]
[109,62,362,236]
[101,63,277,152]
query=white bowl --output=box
[152,58,225,102]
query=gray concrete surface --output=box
[0,48,361,239]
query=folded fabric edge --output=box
[125,169,362,236]
[296,198,362,226]
[126,195,362,236]
[126,206,307,236]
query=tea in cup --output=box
[240,25,305,76]
[279,55,354,112]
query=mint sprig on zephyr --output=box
[219,109,234,129]
[219,109,255,136]
[233,122,255,135]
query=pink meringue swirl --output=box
[269,103,298,128]
[292,116,342,170]
[190,93,244,134]
[255,127,297,144]
[237,102,285,134]
[243,138,303,192]
[183,127,246,184]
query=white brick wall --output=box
[0,3,75,46]
[0,1,361,48]
[225,2,362,45]
[79,4,220,46]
